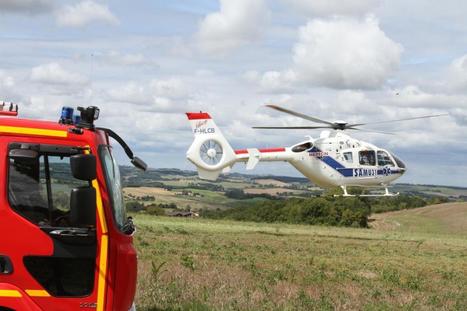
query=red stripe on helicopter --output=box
[235,147,286,154]
[0,111,18,116]
[186,112,211,120]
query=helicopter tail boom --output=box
[186,112,294,180]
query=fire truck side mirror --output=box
[131,156,148,171]
[70,154,96,181]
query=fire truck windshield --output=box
[99,145,127,232]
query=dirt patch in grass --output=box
[244,188,304,195]
[124,187,174,197]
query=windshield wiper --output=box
[49,228,95,237]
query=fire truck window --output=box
[100,146,126,231]
[8,156,47,223]
[377,150,395,166]
[9,154,87,227]
[359,150,376,166]
[343,152,353,163]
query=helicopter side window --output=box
[343,152,353,163]
[359,150,376,166]
[377,151,395,166]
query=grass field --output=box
[133,203,467,310]
[124,186,236,210]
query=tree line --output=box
[201,194,446,228]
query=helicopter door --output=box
[358,150,376,166]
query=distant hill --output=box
[119,166,467,200]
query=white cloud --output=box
[283,0,378,17]
[0,0,54,14]
[150,78,190,99]
[244,70,296,93]
[105,51,156,66]
[447,54,467,91]
[0,70,20,102]
[0,71,15,89]
[30,63,88,85]
[334,90,380,115]
[55,0,118,27]
[107,78,194,111]
[388,85,467,109]
[196,0,269,54]
[292,15,402,89]
[107,82,147,105]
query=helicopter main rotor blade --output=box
[348,113,449,128]
[253,126,333,129]
[347,127,396,135]
[265,104,334,126]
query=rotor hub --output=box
[199,139,223,166]
[207,148,217,158]
[333,121,348,130]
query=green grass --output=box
[133,204,467,311]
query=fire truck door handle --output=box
[0,255,13,274]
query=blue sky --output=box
[1,0,466,187]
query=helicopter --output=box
[185,105,446,196]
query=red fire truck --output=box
[0,104,146,310]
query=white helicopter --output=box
[185,105,446,196]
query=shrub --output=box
[146,205,166,216]
[202,196,370,228]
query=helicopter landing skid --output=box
[334,185,399,197]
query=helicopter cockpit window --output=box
[359,150,376,166]
[391,153,406,168]
[343,152,353,163]
[377,151,395,166]
[292,142,313,153]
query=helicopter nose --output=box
[391,154,406,173]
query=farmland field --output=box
[133,202,467,310]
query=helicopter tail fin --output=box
[186,112,237,180]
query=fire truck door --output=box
[0,143,102,310]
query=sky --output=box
[1,0,466,187]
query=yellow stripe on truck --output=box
[97,234,109,311]
[92,177,109,311]
[0,289,22,297]
[93,179,108,234]
[25,290,50,297]
[84,148,109,311]
[0,125,67,138]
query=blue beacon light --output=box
[60,106,74,124]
